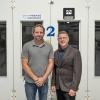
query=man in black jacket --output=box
[51,31,82,100]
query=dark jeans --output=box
[56,89,75,100]
[25,82,48,100]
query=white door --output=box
[86,21,100,100]
[0,0,15,100]
[0,21,12,100]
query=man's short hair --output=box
[32,24,45,33]
[58,31,69,37]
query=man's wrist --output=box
[42,76,47,81]
[33,77,38,82]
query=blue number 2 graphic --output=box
[47,26,55,36]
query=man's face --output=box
[32,26,44,41]
[58,33,69,48]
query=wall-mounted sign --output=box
[63,8,75,20]
[46,26,55,36]
[21,13,42,20]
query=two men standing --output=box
[21,24,82,100]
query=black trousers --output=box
[56,89,75,100]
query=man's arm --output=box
[43,58,54,81]
[51,64,56,86]
[69,50,82,96]
[51,64,56,92]
[21,58,38,82]
[70,50,82,91]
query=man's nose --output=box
[37,32,41,35]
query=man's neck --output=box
[61,44,68,49]
[34,39,44,45]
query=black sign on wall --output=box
[63,8,75,20]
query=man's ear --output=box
[67,36,69,43]
[32,33,34,37]
[57,37,59,41]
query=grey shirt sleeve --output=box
[21,44,29,59]
[49,44,54,59]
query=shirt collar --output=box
[32,40,45,47]
[58,45,69,52]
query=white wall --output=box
[0,0,100,100]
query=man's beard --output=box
[35,36,43,40]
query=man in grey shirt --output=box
[21,24,54,100]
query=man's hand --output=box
[51,86,56,92]
[35,77,45,87]
[68,89,76,96]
